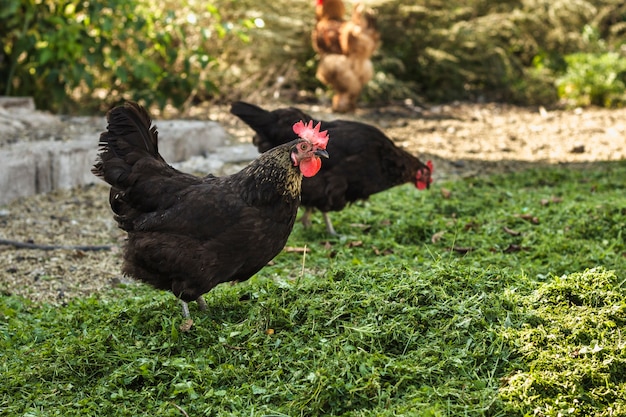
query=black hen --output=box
[93,102,329,322]
[231,101,432,235]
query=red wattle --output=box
[299,157,322,177]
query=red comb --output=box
[293,120,329,149]
[416,160,433,190]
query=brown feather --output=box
[311,0,380,113]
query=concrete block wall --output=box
[0,120,229,206]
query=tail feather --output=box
[92,102,164,187]
[107,101,160,158]
[230,101,313,152]
[230,101,275,128]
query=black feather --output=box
[231,101,432,233]
[93,101,320,311]
[230,101,313,152]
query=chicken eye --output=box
[299,142,309,151]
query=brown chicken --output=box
[92,102,329,322]
[312,0,380,113]
[231,101,432,235]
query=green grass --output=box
[2,161,625,416]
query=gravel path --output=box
[1,101,624,304]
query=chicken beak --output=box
[315,149,329,159]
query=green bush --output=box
[0,0,254,113]
[372,0,626,105]
[556,52,626,107]
[2,0,626,111]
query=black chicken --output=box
[92,102,329,322]
[231,101,432,235]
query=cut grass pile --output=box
[1,161,625,416]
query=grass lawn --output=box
[2,161,625,416]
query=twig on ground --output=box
[0,238,115,251]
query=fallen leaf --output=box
[380,219,391,226]
[447,246,474,254]
[265,328,275,335]
[321,241,333,250]
[503,244,528,253]
[71,250,87,259]
[515,214,539,224]
[540,196,563,206]
[348,240,363,248]
[440,188,452,199]
[503,226,521,236]
[372,245,394,256]
[570,145,585,154]
[464,221,481,231]
[431,230,446,243]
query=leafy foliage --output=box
[1,161,625,416]
[2,0,626,110]
[372,0,626,105]
[0,0,255,112]
[556,52,626,107]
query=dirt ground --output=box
[1,101,625,305]
[216,100,626,170]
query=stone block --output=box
[0,149,37,204]
[0,119,229,206]
[157,120,227,162]
[0,96,35,110]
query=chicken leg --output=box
[300,208,337,235]
[299,207,314,228]
[181,300,191,319]
[196,296,208,311]
[322,212,337,236]
[180,296,208,319]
